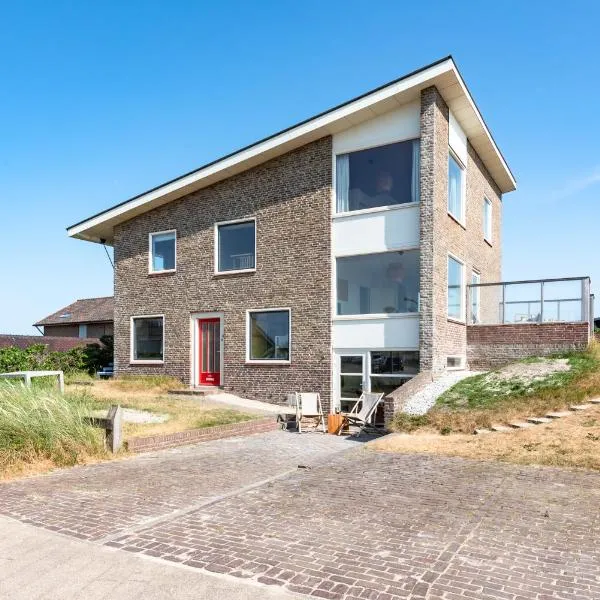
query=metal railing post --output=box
[540,281,544,323]
[501,284,506,324]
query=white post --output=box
[23,374,31,388]
[57,372,65,394]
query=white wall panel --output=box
[332,102,420,155]
[449,111,468,165]
[332,316,419,350]
[333,204,419,256]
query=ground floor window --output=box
[337,350,419,412]
[247,309,290,362]
[131,316,164,362]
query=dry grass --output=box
[372,402,600,471]
[392,343,600,434]
[68,378,255,438]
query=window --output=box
[471,271,481,324]
[335,139,420,213]
[247,309,290,362]
[447,255,465,320]
[340,355,364,411]
[370,350,419,397]
[483,197,492,242]
[446,356,464,369]
[131,316,164,362]
[336,250,420,316]
[448,152,465,223]
[216,219,256,273]
[149,231,176,273]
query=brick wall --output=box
[419,87,502,374]
[44,324,80,337]
[114,137,332,408]
[467,322,590,369]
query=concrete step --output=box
[474,428,493,435]
[490,424,512,432]
[546,411,572,419]
[168,386,223,397]
[508,421,535,429]
[526,417,553,425]
[570,404,592,411]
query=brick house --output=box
[67,56,519,413]
[34,297,114,339]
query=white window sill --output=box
[214,268,256,276]
[333,202,419,220]
[447,316,466,325]
[447,212,466,229]
[130,360,164,365]
[245,360,291,366]
[148,269,176,276]
[446,366,465,371]
[333,312,420,321]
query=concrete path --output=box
[0,515,298,599]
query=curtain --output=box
[336,154,349,213]
[411,140,420,203]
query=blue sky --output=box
[1,1,598,334]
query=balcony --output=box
[467,276,593,328]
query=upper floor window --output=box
[448,255,465,321]
[483,197,492,242]
[131,315,164,363]
[335,139,420,213]
[149,230,176,273]
[215,218,256,274]
[448,152,465,223]
[336,249,420,316]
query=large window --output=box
[483,197,492,242]
[247,309,290,362]
[335,139,420,213]
[336,250,420,316]
[216,219,256,273]
[149,231,176,273]
[131,316,164,362]
[448,256,465,320]
[448,153,465,223]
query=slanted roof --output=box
[34,296,114,327]
[0,334,101,352]
[67,55,516,245]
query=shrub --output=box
[390,412,429,432]
[0,382,104,472]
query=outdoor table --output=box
[0,370,65,393]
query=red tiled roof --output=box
[34,297,113,326]
[0,335,101,352]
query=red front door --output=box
[199,318,221,386]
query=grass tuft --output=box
[0,382,105,477]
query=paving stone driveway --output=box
[1,431,600,599]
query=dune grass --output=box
[0,382,105,478]
[391,343,600,435]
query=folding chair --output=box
[338,392,384,436]
[297,392,326,433]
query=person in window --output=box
[372,170,396,208]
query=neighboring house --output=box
[67,56,517,412]
[0,334,101,352]
[34,297,114,339]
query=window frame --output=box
[130,314,165,365]
[471,270,481,324]
[447,150,466,226]
[214,217,257,276]
[483,197,493,243]
[245,307,291,365]
[333,138,421,217]
[148,230,177,274]
[446,355,465,370]
[447,253,466,323]
[333,247,421,318]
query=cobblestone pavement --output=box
[0,431,354,540]
[1,432,600,599]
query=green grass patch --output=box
[0,382,105,475]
